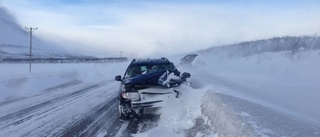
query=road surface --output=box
[0,79,159,137]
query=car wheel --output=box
[118,102,128,120]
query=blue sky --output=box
[1,0,320,56]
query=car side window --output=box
[141,66,147,74]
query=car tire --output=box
[118,102,128,120]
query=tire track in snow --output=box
[114,122,129,137]
[19,80,117,137]
[117,115,160,137]
[43,80,82,92]
[0,80,82,107]
[58,98,161,137]
[0,79,161,137]
[0,81,109,128]
[59,97,118,137]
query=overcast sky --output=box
[1,0,320,57]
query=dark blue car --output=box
[115,57,191,120]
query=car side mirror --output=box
[115,75,122,81]
[181,72,191,81]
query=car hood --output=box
[123,70,182,87]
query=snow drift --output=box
[183,37,320,136]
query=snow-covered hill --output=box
[198,36,320,59]
[0,7,75,59]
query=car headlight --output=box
[121,92,140,100]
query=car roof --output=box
[130,58,171,66]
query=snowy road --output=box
[0,79,159,137]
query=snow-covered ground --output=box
[0,63,128,101]
[184,49,320,136]
[195,49,320,123]
[0,62,130,136]
[135,49,320,136]
[0,49,320,136]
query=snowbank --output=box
[185,48,320,136]
[201,91,256,137]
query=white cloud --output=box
[1,1,320,57]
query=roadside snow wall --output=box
[201,91,257,137]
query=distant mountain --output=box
[198,36,320,59]
[0,6,77,59]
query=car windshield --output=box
[124,64,175,78]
